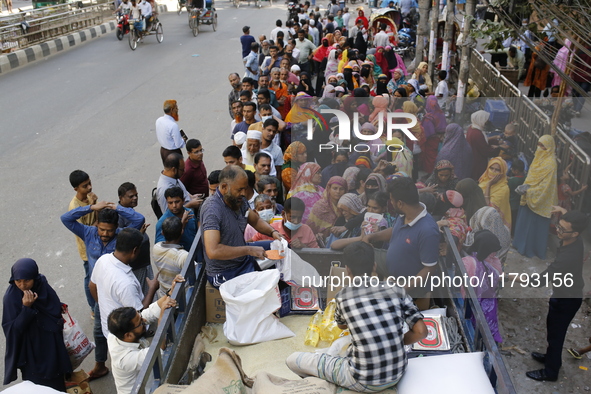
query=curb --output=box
[0,4,168,75]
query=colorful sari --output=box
[281,141,307,192]
[307,176,348,239]
[288,162,324,223]
[462,230,503,343]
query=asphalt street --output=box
[0,2,288,391]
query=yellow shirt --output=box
[68,196,98,261]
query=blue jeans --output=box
[572,81,590,112]
[83,260,95,311]
[93,304,108,363]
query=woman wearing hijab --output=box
[436,123,473,181]
[458,177,511,262]
[359,173,387,205]
[479,157,512,228]
[282,141,307,192]
[386,136,413,176]
[322,84,336,98]
[343,66,357,91]
[456,178,487,224]
[331,193,367,240]
[421,96,448,174]
[424,160,458,195]
[513,135,558,259]
[365,54,383,78]
[371,74,389,96]
[411,61,433,92]
[401,100,425,152]
[387,68,406,95]
[360,61,375,87]
[343,167,361,192]
[3,258,72,390]
[325,49,340,82]
[307,176,348,240]
[355,8,369,29]
[392,87,408,110]
[374,47,390,79]
[466,110,499,181]
[354,29,368,56]
[462,230,503,343]
[384,45,408,77]
[296,72,316,96]
[288,163,325,223]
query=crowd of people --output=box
[3,2,591,393]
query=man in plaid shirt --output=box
[286,242,427,392]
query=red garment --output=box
[312,38,332,63]
[180,158,209,195]
[355,12,368,29]
[421,135,440,175]
[374,48,390,78]
[465,126,499,181]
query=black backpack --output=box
[151,188,163,219]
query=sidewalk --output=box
[0,0,34,14]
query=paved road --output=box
[0,2,287,392]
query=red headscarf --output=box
[355,9,368,29]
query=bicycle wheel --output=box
[128,28,137,50]
[212,14,217,31]
[156,23,164,42]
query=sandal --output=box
[567,348,582,360]
[88,368,110,381]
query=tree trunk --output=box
[441,0,455,73]
[455,0,478,115]
[414,0,432,71]
[427,0,443,80]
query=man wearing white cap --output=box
[241,130,277,177]
[290,64,301,79]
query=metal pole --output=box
[441,0,454,72]
[427,0,441,78]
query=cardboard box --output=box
[152,384,189,394]
[65,370,92,394]
[326,265,348,303]
[205,281,226,323]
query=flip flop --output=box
[88,368,110,381]
[567,348,582,360]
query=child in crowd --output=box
[435,190,470,247]
[568,337,591,360]
[250,197,319,248]
[434,70,449,111]
[153,216,188,298]
[490,122,517,163]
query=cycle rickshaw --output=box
[128,15,163,50]
[187,0,217,36]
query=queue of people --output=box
[3,5,590,393]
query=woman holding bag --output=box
[2,258,72,391]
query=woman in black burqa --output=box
[3,258,71,391]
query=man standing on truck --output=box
[286,241,427,392]
[200,165,283,288]
[526,208,588,382]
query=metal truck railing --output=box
[0,1,110,51]
[133,227,516,393]
[131,228,207,394]
[469,49,590,210]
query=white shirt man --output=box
[138,0,152,17]
[374,29,390,49]
[107,302,161,394]
[308,21,320,46]
[156,114,185,151]
[435,79,449,110]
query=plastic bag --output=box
[62,305,95,370]
[271,238,291,281]
[220,269,294,345]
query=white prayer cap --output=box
[290,65,301,72]
[246,130,262,141]
[234,132,246,145]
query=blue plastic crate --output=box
[484,99,511,129]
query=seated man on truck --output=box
[200,165,283,288]
[286,241,427,392]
